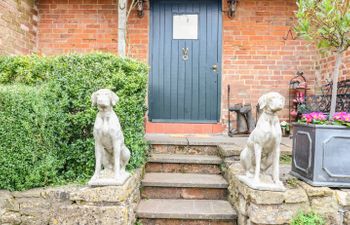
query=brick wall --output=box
[126,1,149,62]
[38,0,118,55]
[317,50,350,84]
[37,0,147,59]
[0,0,38,55]
[221,0,318,123]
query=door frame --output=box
[147,0,223,123]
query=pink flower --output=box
[334,112,350,122]
[302,112,327,123]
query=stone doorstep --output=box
[142,173,228,189]
[149,154,223,165]
[136,199,237,220]
[145,134,241,146]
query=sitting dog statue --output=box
[88,89,131,186]
[239,92,286,191]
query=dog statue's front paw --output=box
[274,180,283,187]
[91,173,100,181]
[253,177,260,183]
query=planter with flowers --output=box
[291,112,350,187]
[293,0,350,187]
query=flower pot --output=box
[291,123,350,187]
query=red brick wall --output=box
[221,0,318,123]
[126,1,149,62]
[0,0,38,55]
[37,0,118,55]
[37,0,148,58]
[317,50,350,84]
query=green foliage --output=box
[280,155,292,164]
[291,211,325,225]
[0,53,149,191]
[286,177,299,188]
[295,0,350,53]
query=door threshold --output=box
[145,121,225,134]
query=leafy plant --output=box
[291,211,325,225]
[0,53,149,191]
[295,0,350,117]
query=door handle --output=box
[211,64,218,72]
[182,48,189,61]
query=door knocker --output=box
[182,48,189,61]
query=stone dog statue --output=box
[88,89,131,186]
[239,92,286,191]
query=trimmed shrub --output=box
[0,53,148,191]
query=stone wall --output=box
[0,168,143,225]
[224,162,350,225]
[0,0,38,55]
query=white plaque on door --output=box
[173,14,198,40]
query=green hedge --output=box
[0,53,148,191]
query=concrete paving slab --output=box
[145,134,188,145]
[136,199,237,220]
[149,154,222,165]
[142,173,228,188]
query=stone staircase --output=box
[136,136,238,225]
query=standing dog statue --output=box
[239,92,286,191]
[88,89,131,186]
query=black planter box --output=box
[291,123,350,187]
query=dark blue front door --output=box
[149,0,222,123]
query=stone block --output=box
[0,190,17,213]
[311,195,340,225]
[50,205,128,225]
[218,144,241,157]
[248,202,310,225]
[70,168,141,203]
[0,212,21,224]
[336,189,350,207]
[237,181,285,204]
[283,187,308,203]
[298,181,333,197]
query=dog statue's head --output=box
[91,89,119,111]
[258,92,285,113]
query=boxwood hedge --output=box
[0,53,148,191]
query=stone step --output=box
[139,218,237,225]
[151,144,218,155]
[149,154,223,164]
[142,173,228,189]
[141,187,227,200]
[146,162,221,174]
[218,144,292,158]
[146,154,222,174]
[136,199,237,221]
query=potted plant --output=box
[281,121,291,137]
[291,112,350,187]
[292,0,350,187]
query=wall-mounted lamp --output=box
[227,0,238,19]
[136,0,145,18]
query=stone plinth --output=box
[0,168,143,225]
[225,162,350,225]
